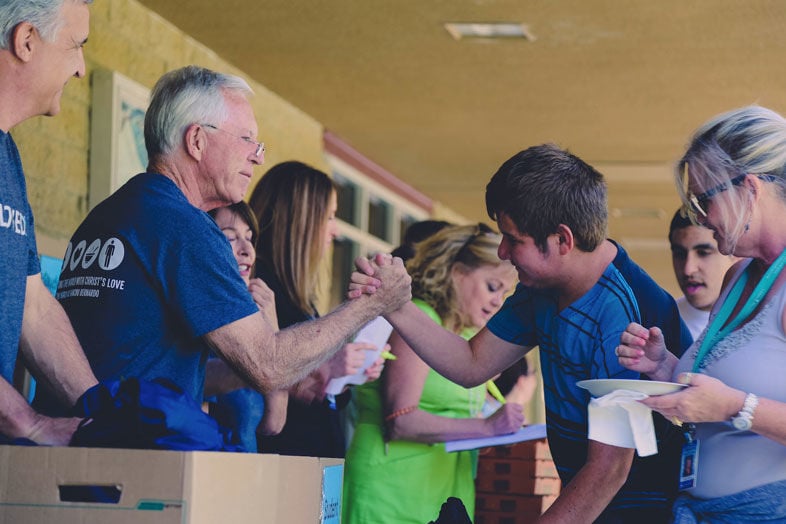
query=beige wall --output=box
[13,0,328,259]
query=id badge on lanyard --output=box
[679,423,699,490]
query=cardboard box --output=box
[0,445,342,523]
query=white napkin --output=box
[587,389,658,457]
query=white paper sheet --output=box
[444,423,548,452]
[324,316,394,395]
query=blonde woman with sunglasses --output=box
[618,105,786,522]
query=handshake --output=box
[346,253,412,315]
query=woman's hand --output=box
[327,342,376,379]
[616,323,676,381]
[484,402,525,436]
[642,372,746,424]
[248,278,278,330]
[363,344,390,382]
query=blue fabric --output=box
[35,173,258,415]
[672,480,786,523]
[486,257,677,519]
[70,378,242,451]
[207,381,265,452]
[0,131,40,383]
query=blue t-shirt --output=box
[612,240,693,356]
[487,260,677,518]
[0,131,40,382]
[47,173,257,404]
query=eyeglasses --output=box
[684,163,776,220]
[202,124,265,158]
[687,173,747,219]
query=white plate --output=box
[576,379,688,397]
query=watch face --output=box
[733,416,752,431]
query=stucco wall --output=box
[13,0,328,258]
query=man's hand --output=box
[26,414,82,446]
[616,322,676,381]
[348,254,411,315]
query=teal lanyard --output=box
[692,248,786,372]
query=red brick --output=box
[477,458,558,480]
[475,493,543,514]
[478,439,552,461]
[475,474,561,496]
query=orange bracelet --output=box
[384,405,418,422]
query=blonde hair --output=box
[407,223,506,332]
[677,105,786,252]
[248,161,336,315]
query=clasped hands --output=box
[347,253,412,313]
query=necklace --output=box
[692,247,786,372]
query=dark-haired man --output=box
[353,144,689,523]
[669,209,737,339]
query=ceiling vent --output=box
[444,22,535,42]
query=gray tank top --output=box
[674,259,786,499]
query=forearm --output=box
[0,377,42,440]
[210,295,389,393]
[537,445,633,523]
[267,298,384,387]
[743,397,786,446]
[20,277,97,405]
[386,303,490,387]
[258,390,288,436]
[387,409,491,443]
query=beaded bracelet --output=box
[384,405,418,422]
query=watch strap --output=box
[732,392,759,430]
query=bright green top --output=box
[342,299,485,524]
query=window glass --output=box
[368,196,390,241]
[334,173,358,226]
[330,237,357,309]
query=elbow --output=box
[386,420,405,441]
[258,419,285,436]
[249,362,294,393]
[462,377,485,388]
[385,412,418,441]
[605,454,633,492]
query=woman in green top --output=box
[343,223,523,524]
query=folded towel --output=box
[588,389,657,457]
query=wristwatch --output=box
[731,392,759,431]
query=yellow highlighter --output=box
[486,379,506,404]
[381,351,397,361]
